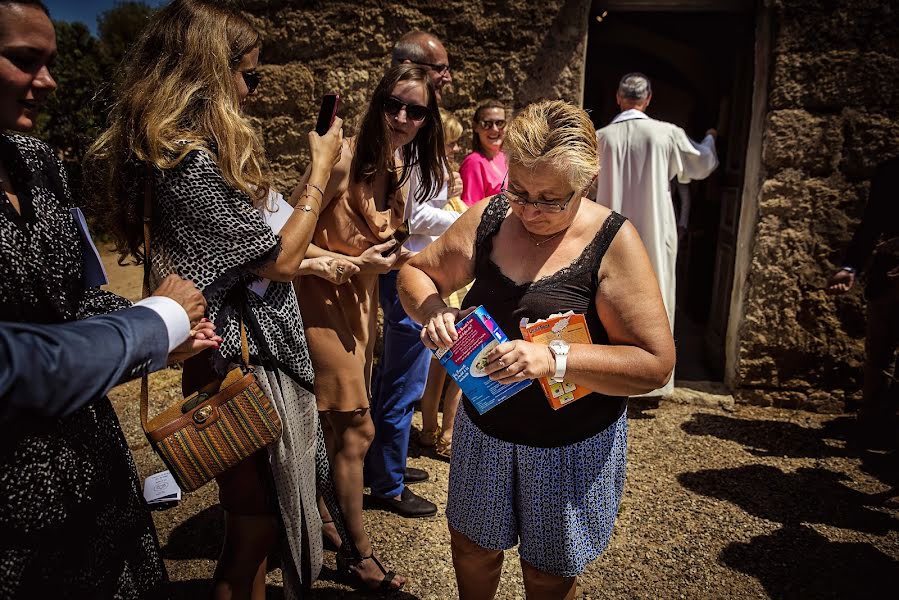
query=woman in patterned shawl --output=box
[0,0,214,596]
[87,0,344,598]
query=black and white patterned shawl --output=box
[148,149,314,391]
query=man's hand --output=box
[706,128,718,139]
[826,269,856,294]
[167,318,222,365]
[152,274,206,325]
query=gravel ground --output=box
[111,376,899,599]
[102,251,899,598]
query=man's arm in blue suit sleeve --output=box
[0,307,170,423]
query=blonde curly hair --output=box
[502,100,598,192]
[87,0,268,263]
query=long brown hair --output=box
[471,98,506,155]
[85,0,267,264]
[351,64,446,204]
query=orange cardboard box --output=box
[519,311,593,410]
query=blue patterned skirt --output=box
[446,405,628,577]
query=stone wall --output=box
[231,0,591,190]
[230,0,899,411]
[735,0,899,411]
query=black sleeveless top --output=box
[461,196,628,448]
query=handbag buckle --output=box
[193,405,213,424]
[182,392,209,413]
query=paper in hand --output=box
[70,207,108,287]
[248,190,294,298]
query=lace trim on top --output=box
[475,195,626,290]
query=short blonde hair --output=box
[440,108,463,144]
[502,100,598,191]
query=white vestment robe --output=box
[595,109,718,396]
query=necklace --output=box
[525,226,569,247]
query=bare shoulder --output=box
[600,218,650,278]
[575,198,617,236]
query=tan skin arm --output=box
[397,199,487,329]
[298,138,406,275]
[400,209,675,398]
[252,118,344,282]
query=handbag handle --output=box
[139,164,251,430]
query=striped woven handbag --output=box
[139,164,281,492]
[140,321,282,492]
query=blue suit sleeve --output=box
[0,307,170,423]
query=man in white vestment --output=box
[595,72,719,396]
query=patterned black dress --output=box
[0,133,169,598]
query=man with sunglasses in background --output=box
[363,31,457,519]
[594,72,718,397]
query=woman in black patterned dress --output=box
[0,1,170,597]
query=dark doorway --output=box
[584,2,756,381]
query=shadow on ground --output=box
[720,524,899,598]
[627,396,660,420]
[171,579,284,599]
[162,505,223,561]
[680,412,855,458]
[678,410,899,598]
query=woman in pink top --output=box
[459,99,507,205]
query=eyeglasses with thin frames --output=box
[241,71,261,95]
[412,61,451,75]
[501,188,576,213]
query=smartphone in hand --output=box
[315,93,340,136]
[382,220,411,257]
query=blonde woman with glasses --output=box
[87,1,344,597]
[398,100,675,599]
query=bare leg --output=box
[449,524,504,600]
[212,513,276,600]
[318,416,341,549]
[439,380,462,447]
[323,409,405,590]
[419,357,446,445]
[520,558,576,600]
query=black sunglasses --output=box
[383,96,430,122]
[412,61,451,75]
[478,119,507,130]
[241,71,261,95]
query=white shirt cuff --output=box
[134,296,192,353]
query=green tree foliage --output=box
[33,20,104,162]
[97,1,154,69]
[32,2,154,207]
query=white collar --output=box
[611,109,650,124]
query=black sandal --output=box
[337,551,404,592]
[321,519,341,552]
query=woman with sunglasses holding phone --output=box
[459,98,508,206]
[88,1,345,598]
[398,101,675,599]
[296,63,446,591]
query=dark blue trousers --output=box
[364,270,432,497]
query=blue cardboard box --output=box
[433,306,532,414]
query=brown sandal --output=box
[418,427,439,447]
[435,437,452,460]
